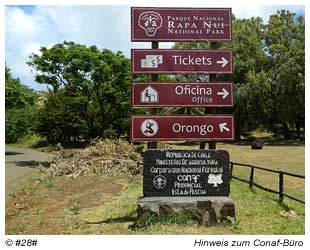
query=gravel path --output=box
[5,147,53,202]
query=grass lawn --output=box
[6,176,304,235]
[6,143,305,235]
[171,143,305,201]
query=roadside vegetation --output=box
[6,142,304,235]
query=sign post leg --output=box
[147,41,159,149]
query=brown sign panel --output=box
[131,115,234,141]
[131,7,232,41]
[131,82,233,107]
[131,49,232,74]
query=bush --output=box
[5,107,37,143]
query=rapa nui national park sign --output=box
[131,7,232,41]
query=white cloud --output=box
[6,8,36,35]
[5,5,305,90]
[233,5,305,23]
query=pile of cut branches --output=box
[47,139,142,178]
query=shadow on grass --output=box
[5,151,24,156]
[85,210,136,225]
[224,134,305,147]
[248,186,304,212]
[165,136,305,148]
[14,160,51,168]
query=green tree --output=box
[5,65,38,143]
[35,90,88,144]
[5,66,36,109]
[173,11,304,140]
[263,10,305,139]
[174,17,267,140]
[28,41,131,143]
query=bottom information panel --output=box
[143,149,231,197]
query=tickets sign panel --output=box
[131,7,232,41]
[131,49,232,74]
[131,115,234,141]
[131,82,233,107]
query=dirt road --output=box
[5,147,53,201]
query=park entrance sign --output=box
[131,6,236,225]
[131,82,233,107]
[131,49,232,74]
[131,7,232,41]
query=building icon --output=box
[141,86,158,103]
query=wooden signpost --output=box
[131,7,235,226]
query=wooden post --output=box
[279,171,284,202]
[199,42,219,150]
[147,41,159,149]
[230,162,234,180]
[249,166,254,189]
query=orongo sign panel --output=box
[131,115,234,141]
[131,7,232,41]
[131,49,232,74]
[131,82,233,107]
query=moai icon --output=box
[138,11,163,37]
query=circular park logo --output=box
[141,119,158,137]
[138,11,163,37]
[153,175,167,190]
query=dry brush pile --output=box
[46,139,143,178]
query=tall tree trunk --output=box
[282,122,291,140]
[295,121,301,139]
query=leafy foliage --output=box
[174,10,304,140]
[5,66,38,143]
[263,10,305,139]
[28,41,131,144]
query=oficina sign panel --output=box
[131,115,234,141]
[131,82,233,107]
[131,7,232,41]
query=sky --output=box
[5,4,305,91]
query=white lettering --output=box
[175,85,212,95]
[172,123,214,136]
[177,174,200,182]
[172,55,212,66]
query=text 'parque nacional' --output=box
[131,7,232,41]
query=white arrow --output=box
[216,57,229,67]
[217,88,229,99]
[219,122,230,132]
